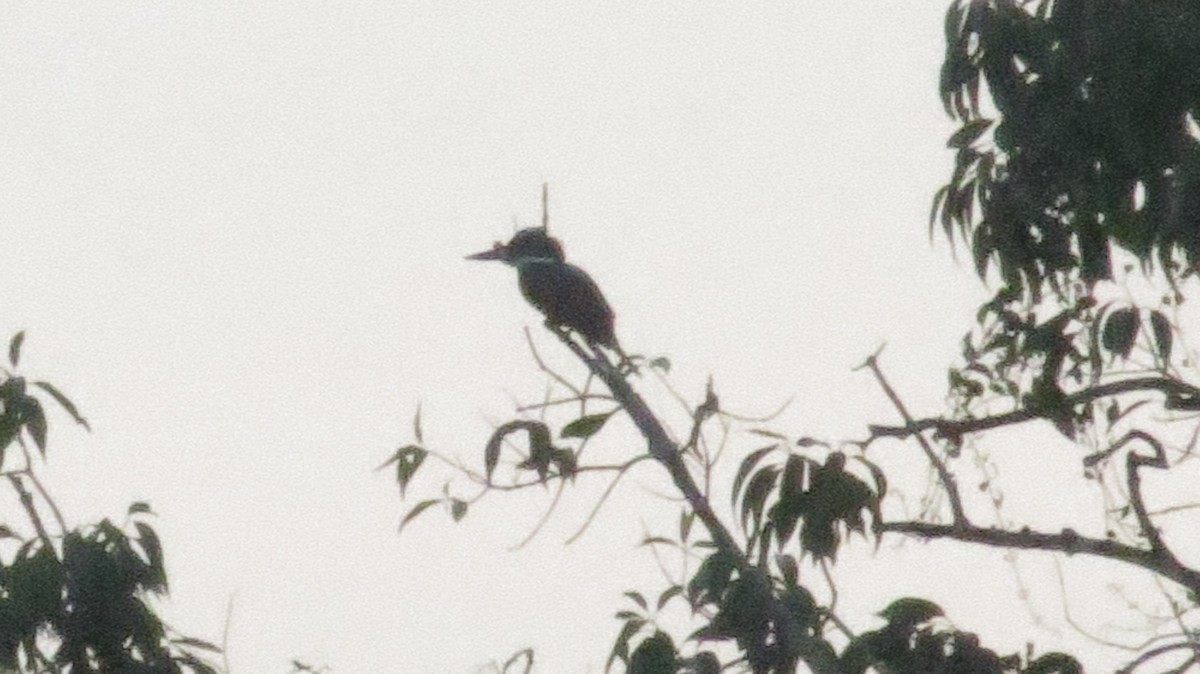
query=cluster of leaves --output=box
[948,284,1180,429]
[0,333,219,673]
[385,408,609,532]
[734,449,882,564]
[611,571,1083,674]
[0,507,218,673]
[936,0,1200,298]
[606,541,828,674]
[0,332,89,467]
[840,599,1081,674]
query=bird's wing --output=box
[518,261,616,346]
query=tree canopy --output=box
[393,2,1200,672]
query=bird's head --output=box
[466,228,565,266]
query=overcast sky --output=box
[0,2,1159,672]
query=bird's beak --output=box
[465,242,508,261]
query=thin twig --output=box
[565,457,648,545]
[222,592,236,673]
[524,327,582,397]
[856,348,967,524]
[510,479,568,551]
[515,394,614,413]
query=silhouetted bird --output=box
[467,228,628,363]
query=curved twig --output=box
[510,479,569,551]
[564,457,648,544]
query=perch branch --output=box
[878,520,1200,597]
[869,376,1200,442]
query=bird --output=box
[466,227,630,364]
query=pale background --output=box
[0,2,1156,672]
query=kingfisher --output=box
[467,227,630,365]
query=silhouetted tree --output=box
[391,1,1200,671]
[0,333,220,673]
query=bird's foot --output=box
[615,352,643,376]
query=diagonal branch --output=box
[549,329,846,674]
[857,349,966,524]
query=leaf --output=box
[413,403,424,445]
[450,499,468,522]
[779,453,807,503]
[551,448,577,478]
[947,118,993,148]
[681,652,720,674]
[8,331,24,367]
[627,632,676,674]
[679,509,694,543]
[34,381,90,431]
[1025,652,1083,674]
[134,521,168,593]
[776,553,798,588]
[398,499,440,533]
[853,455,888,503]
[1101,307,1139,357]
[640,536,676,548]
[687,551,736,607]
[561,411,615,439]
[484,420,552,483]
[1149,310,1172,362]
[731,444,776,508]
[485,430,502,481]
[606,617,645,671]
[878,597,944,630]
[390,445,426,498]
[648,357,671,373]
[21,396,46,454]
[656,585,683,611]
[710,569,771,644]
[748,429,788,440]
[624,591,648,611]
[170,636,223,653]
[741,466,779,534]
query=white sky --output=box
[0,2,1167,672]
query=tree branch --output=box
[868,376,1200,442]
[552,330,845,674]
[857,349,967,524]
[878,520,1200,596]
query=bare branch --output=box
[1116,640,1200,674]
[1120,431,1170,555]
[564,457,647,544]
[510,480,568,551]
[524,327,583,397]
[857,349,967,524]
[879,520,1200,597]
[869,376,1200,442]
[515,394,614,413]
